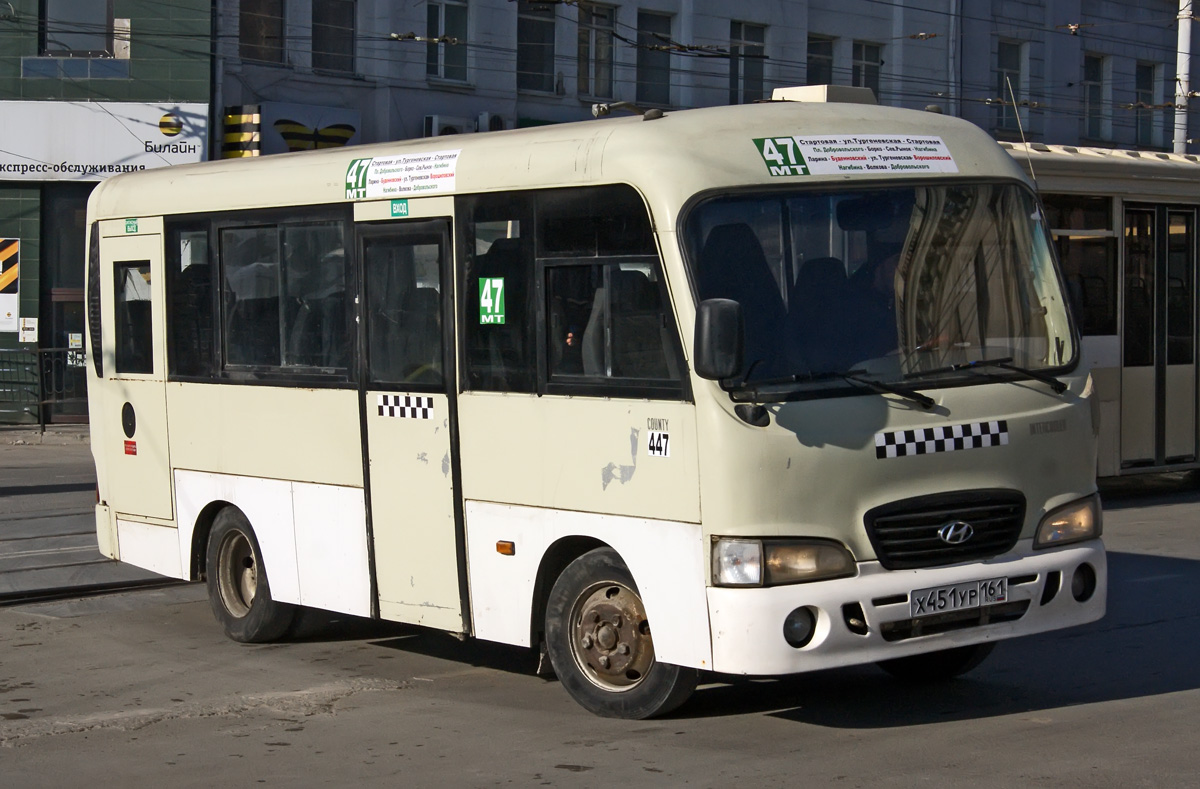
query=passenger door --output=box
[1121,206,1197,467]
[359,216,464,631]
[97,218,173,520]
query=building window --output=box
[637,11,672,106]
[807,36,833,86]
[313,0,355,72]
[427,0,468,82]
[240,0,284,63]
[1136,62,1157,148]
[42,0,113,57]
[852,41,881,98]
[1083,54,1106,139]
[578,4,614,98]
[995,40,1023,131]
[729,21,765,104]
[517,0,556,92]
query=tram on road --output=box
[1005,142,1200,478]
[85,89,1105,718]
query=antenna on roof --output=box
[1005,75,1038,189]
[592,101,649,117]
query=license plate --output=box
[909,577,1007,618]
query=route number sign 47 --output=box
[480,277,506,324]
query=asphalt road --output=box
[0,438,161,597]
[1,460,1199,786]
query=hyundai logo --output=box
[937,520,975,545]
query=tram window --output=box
[1124,210,1156,367]
[167,225,214,377]
[1054,235,1117,336]
[114,261,153,375]
[1042,194,1111,231]
[1167,212,1195,365]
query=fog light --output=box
[1071,563,1097,602]
[783,607,816,648]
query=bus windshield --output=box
[685,182,1075,394]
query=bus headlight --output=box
[712,538,857,587]
[1034,494,1102,549]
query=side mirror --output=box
[694,298,744,380]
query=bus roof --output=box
[88,100,1027,222]
[1003,141,1200,198]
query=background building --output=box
[218,1,1195,149]
[0,0,210,423]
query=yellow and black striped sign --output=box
[222,104,261,158]
[0,238,18,295]
[272,119,357,151]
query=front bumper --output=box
[706,539,1105,675]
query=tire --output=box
[544,547,698,719]
[876,642,995,683]
[206,507,297,643]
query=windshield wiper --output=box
[839,372,936,409]
[731,369,935,409]
[904,356,1067,394]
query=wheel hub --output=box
[217,529,257,618]
[571,583,654,691]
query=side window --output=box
[222,225,281,366]
[114,261,153,375]
[281,222,348,368]
[365,230,444,386]
[459,185,684,398]
[220,219,348,371]
[461,195,536,392]
[167,224,214,377]
[539,185,683,397]
[546,261,678,383]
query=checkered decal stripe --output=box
[875,420,1008,459]
[377,394,433,419]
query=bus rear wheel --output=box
[876,642,995,683]
[206,507,296,643]
[544,547,698,719]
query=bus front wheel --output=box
[544,547,698,719]
[206,507,297,643]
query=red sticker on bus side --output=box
[124,440,137,456]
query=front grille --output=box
[863,489,1026,570]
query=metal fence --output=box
[0,348,88,428]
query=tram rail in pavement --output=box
[0,423,177,603]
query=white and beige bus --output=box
[86,89,1105,719]
[1005,142,1200,478]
